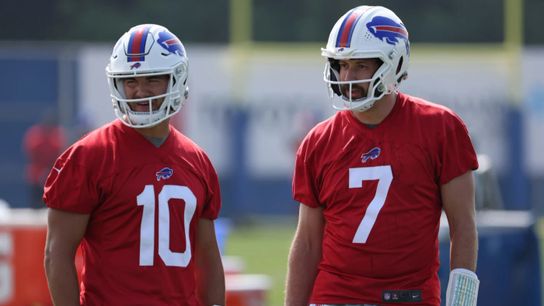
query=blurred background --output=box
[0,0,543,305]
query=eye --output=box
[358,63,369,69]
[123,78,136,87]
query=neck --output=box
[133,119,170,138]
[351,93,397,125]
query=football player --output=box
[43,24,225,306]
[285,6,479,306]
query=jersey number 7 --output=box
[349,166,393,244]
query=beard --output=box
[341,83,367,100]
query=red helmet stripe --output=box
[375,25,408,37]
[127,26,150,62]
[336,7,369,48]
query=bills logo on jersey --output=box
[361,147,381,163]
[366,16,408,45]
[156,167,174,181]
[157,31,184,56]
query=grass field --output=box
[224,217,297,306]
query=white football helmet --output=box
[106,24,189,128]
[322,6,410,112]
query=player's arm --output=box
[442,170,477,270]
[44,208,90,306]
[285,204,324,306]
[195,218,225,306]
[442,170,479,306]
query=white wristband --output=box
[445,268,479,306]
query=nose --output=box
[341,65,357,81]
[131,82,151,99]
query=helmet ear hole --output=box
[372,77,386,97]
[376,81,385,95]
[398,72,408,83]
[396,56,404,75]
[395,56,408,84]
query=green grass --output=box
[224,217,297,306]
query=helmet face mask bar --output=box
[323,56,390,112]
[322,6,410,112]
[106,24,189,128]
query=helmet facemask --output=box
[108,67,188,128]
[324,58,389,112]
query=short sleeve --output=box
[43,146,100,214]
[292,135,321,208]
[199,154,222,220]
[438,113,479,185]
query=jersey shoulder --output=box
[168,127,217,170]
[301,112,347,147]
[400,93,463,122]
[399,93,470,133]
[54,120,126,172]
[169,127,205,154]
[73,120,121,148]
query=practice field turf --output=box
[225,217,297,306]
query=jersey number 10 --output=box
[137,184,196,267]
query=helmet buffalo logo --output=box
[361,147,381,163]
[366,16,408,45]
[156,167,174,181]
[130,62,141,70]
[157,31,184,56]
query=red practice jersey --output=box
[293,93,478,305]
[44,120,221,306]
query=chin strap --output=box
[445,268,479,306]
